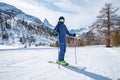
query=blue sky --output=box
[0,0,120,29]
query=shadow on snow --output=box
[64,66,112,80]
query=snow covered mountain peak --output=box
[0,2,23,16]
[0,2,55,46]
[0,2,42,26]
[43,19,54,29]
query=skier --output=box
[53,16,76,66]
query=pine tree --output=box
[113,30,120,47]
[97,3,119,47]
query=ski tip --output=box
[48,61,53,63]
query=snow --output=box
[15,14,42,25]
[0,2,19,12]
[0,45,18,49]
[0,45,120,80]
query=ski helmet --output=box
[59,16,65,23]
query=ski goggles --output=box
[59,19,65,22]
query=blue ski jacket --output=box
[53,22,74,43]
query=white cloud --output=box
[0,0,120,29]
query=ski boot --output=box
[56,61,69,66]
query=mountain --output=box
[70,27,88,34]
[43,19,54,29]
[0,2,55,46]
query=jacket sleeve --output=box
[53,24,59,36]
[65,25,74,37]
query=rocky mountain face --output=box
[0,2,55,46]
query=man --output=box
[53,16,76,66]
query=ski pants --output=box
[58,43,66,61]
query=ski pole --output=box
[57,36,60,68]
[74,38,77,64]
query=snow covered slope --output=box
[0,2,54,46]
[0,45,120,80]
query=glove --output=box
[54,33,58,36]
[73,33,76,37]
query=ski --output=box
[48,61,87,70]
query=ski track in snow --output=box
[0,46,120,80]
